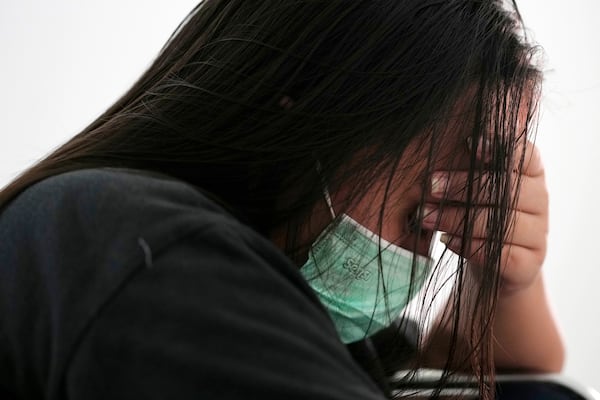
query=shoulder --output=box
[0,167,243,264]
[4,167,228,234]
[0,168,353,398]
[0,167,300,310]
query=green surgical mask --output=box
[300,196,433,344]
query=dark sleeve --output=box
[65,222,385,399]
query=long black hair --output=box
[0,1,541,398]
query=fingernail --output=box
[476,137,492,162]
[467,136,492,162]
[422,205,438,224]
[440,233,450,244]
[431,172,447,197]
[466,136,474,152]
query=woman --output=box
[0,0,563,399]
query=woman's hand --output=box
[419,141,564,372]
[421,140,548,295]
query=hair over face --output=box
[0,1,542,398]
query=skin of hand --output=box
[421,140,565,372]
[422,139,548,295]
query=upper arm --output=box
[65,227,384,399]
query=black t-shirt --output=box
[0,168,385,399]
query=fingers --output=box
[424,140,548,255]
[424,140,548,288]
[430,140,547,214]
[421,205,547,250]
[430,171,548,215]
[473,136,544,178]
[516,139,544,178]
[439,235,546,286]
[423,140,548,275]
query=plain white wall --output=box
[0,1,199,180]
[1,0,599,388]
[517,0,600,388]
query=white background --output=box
[1,0,599,389]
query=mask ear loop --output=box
[315,161,337,220]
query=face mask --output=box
[300,190,433,344]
